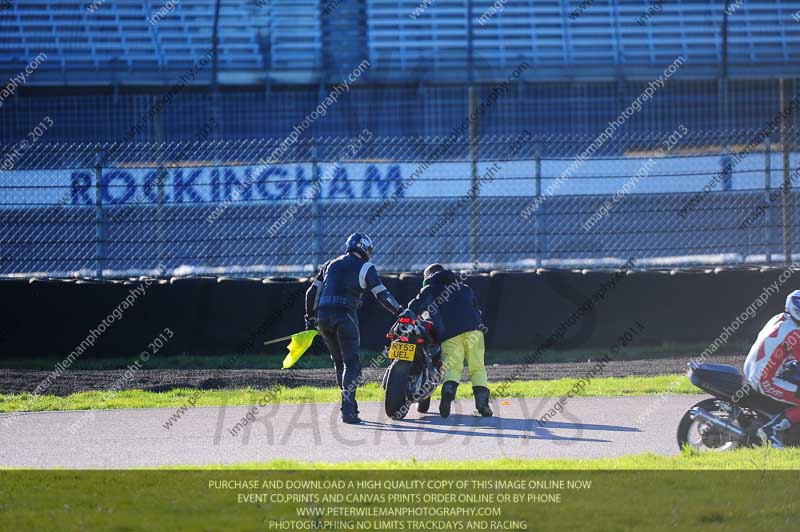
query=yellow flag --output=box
[281,330,318,369]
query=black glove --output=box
[780,359,800,385]
[398,308,416,320]
[304,315,318,331]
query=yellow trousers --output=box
[441,330,487,387]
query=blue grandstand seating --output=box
[364,0,800,80]
[0,0,264,84]
[1,1,798,143]
[267,0,321,81]
[1,1,799,84]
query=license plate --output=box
[388,342,416,361]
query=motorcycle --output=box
[676,361,800,451]
[381,313,443,419]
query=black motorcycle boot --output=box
[472,386,493,417]
[439,381,458,418]
[341,391,362,425]
[417,397,431,413]
[339,401,360,417]
[757,413,791,449]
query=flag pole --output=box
[263,334,296,346]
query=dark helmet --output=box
[345,233,374,259]
[423,263,445,280]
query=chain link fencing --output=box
[2,80,797,144]
[1,128,799,278]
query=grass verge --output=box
[0,374,699,412]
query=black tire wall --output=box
[0,268,791,359]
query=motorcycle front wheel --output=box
[384,360,413,419]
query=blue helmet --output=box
[345,233,374,259]
[786,290,800,322]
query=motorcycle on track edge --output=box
[381,314,442,420]
[676,361,800,451]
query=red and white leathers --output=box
[743,313,800,423]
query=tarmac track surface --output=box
[0,395,705,468]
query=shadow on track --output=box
[357,413,639,443]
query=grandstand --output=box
[0,0,263,84]
[3,0,799,83]
[1,0,799,141]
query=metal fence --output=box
[2,80,798,144]
[1,128,799,278]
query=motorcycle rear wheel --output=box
[385,360,413,419]
[676,398,743,452]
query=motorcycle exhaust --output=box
[689,407,746,439]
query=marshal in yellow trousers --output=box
[441,330,488,387]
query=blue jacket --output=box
[305,252,403,317]
[407,269,483,343]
